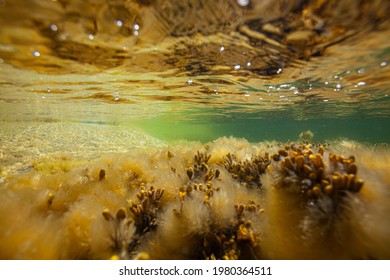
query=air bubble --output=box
[33,51,40,57]
[50,24,58,32]
[237,0,250,7]
[357,68,365,74]
[234,65,240,70]
[115,20,123,27]
[380,61,388,67]
[220,46,225,52]
[114,92,119,101]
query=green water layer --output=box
[130,116,390,144]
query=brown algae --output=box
[0,138,389,260]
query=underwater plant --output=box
[223,152,270,189]
[0,139,389,259]
[263,142,390,259]
[299,130,314,143]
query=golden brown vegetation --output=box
[1,138,389,259]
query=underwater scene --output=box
[0,0,389,260]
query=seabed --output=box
[1,136,389,259]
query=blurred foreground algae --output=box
[0,138,389,260]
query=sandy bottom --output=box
[0,121,164,181]
[0,133,389,260]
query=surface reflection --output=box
[0,0,389,139]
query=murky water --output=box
[0,0,390,259]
